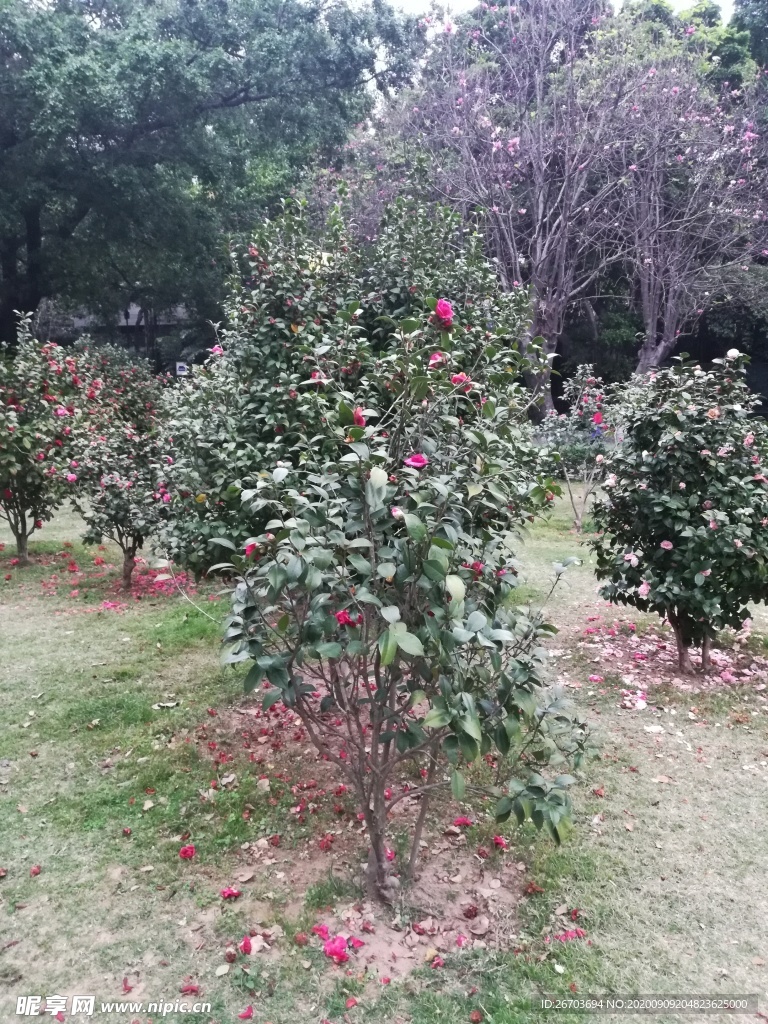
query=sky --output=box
[392,0,735,23]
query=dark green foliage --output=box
[0,0,421,340]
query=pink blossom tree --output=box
[608,57,767,371]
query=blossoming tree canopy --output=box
[216,296,589,902]
[0,318,82,562]
[590,351,768,673]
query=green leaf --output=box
[380,605,401,623]
[347,553,372,575]
[422,558,447,582]
[377,562,397,578]
[445,574,465,603]
[466,610,487,632]
[451,769,466,800]
[243,663,263,694]
[379,628,399,666]
[316,642,342,659]
[423,707,452,729]
[210,537,236,551]
[458,712,482,743]
[262,689,283,711]
[365,465,388,511]
[395,631,424,656]
[338,399,354,426]
[402,513,427,543]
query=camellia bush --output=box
[537,365,611,531]
[216,297,589,901]
[0,317,81,563]
[67,344,171,589]
[591,352,768,673]
[163,195,538,574]
[162,200,362,574]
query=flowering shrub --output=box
[218,299,589,901]
[67,344,171,589]
[0,317,81,562]
[591,352,768,672]
[162,200,362,573]
[536,366,611,531]
[163,196,537,573]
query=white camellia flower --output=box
[726,348,740,359]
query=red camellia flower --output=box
[323,935,349,964]
[592,411,603,425]
[312,923,330,940]
[239,935,252,955]
[353,407,366,427]
[220,886,242,900]
[403,453,428,469]
[334,609,355,626]
[450,372,472,392]
[433,298,454,329]
[453,816,474,827]
[30,865,41,877]
[493,835,508,849]
[244,542,257,557]
[179,844,195,860]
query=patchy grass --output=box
[2,502,768,1023]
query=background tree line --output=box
[1,0,767,392]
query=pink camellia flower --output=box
[588,674,604,683]
[179,844,196,860]
[348,936,365,950]
[403,453,428,469]
[244,542,258,556]
[638,582,651,598]
[323,935,349,964]
[734,539,743,548]
[353,407,366,427]
[431,955,445,968]
[453,816,474,827]
[66,473,77,482]
[312,923,330,940]
[385,847,396,861]
[701,568,711,576]
[239,935,252,955]
[335,609,355,627]
[592,411,603,425]
[209,344,224,355]
[451,372,472,392]
[660,540,674,550]
[434,298,454,328]
[54,407,69,417]
[220,886,242,900]
[429,351,446,368]
[709,520,718,530]
[456,933,469,948]
[744,433,755,447]
[390,506,404,519]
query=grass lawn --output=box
[1,501,767,1024]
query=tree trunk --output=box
[364,811,391,903]
[15,531,30,566]
[668,612,694,674]
[700,634,711,673]
[122,550,136,591]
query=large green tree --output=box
[0,0,420,342]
